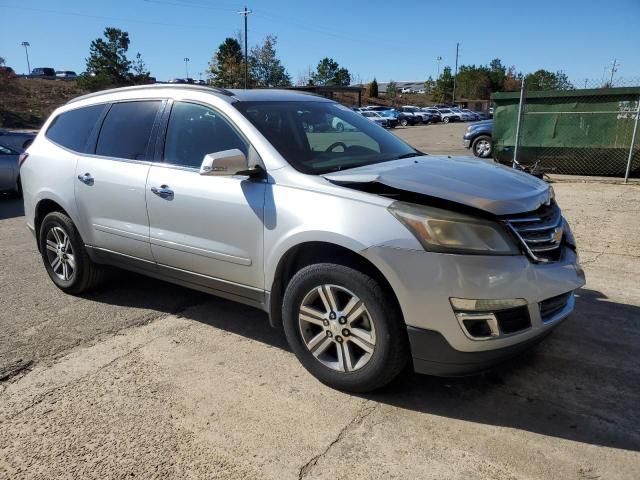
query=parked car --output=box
[366,107,416,127]
[463,120,493,158]
[436,108,461,123]
[56,71,78,79]
[360,110,391,128]
[30,67,56,78]
[399,106,430,124]
[400,87,412,93]
[0,144,22,195]
[450,108,473,121]
[371,110,399,128]
[21,85,584,392]
[0,66,17,78]
[423,108,442,123]
[0,129,37,152]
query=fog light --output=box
[450,297,529,340]
[450,297,527,312]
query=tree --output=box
[367,78,379,97]
[503,66,522,91]
[456,65,492,100]
[85,27,132,84]
[432,66,454,103]
[209,37,246,88]
[424,76,436,95]
[249,35,291,87]
[525,69,574,91]
[488,58,506,92]
[0,57,5,66]
[312,57,351,86]
[131,52,152,84]
[386,80,398,105]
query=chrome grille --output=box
[504,202,564,262]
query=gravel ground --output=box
[1,123,639,479]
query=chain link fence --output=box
[492,78,640,180]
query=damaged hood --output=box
[323,155,551,216]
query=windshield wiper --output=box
[395,152,422,160]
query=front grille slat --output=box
[504,202,564,262]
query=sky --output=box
[1,0,639,85]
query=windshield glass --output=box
[234,100,418,174]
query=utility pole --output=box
[452,43,460,106]
[184,57,190,79]
[436,56,442,78]
[238,6,252,89]
[609,58,618,86]
[21,41,31,75]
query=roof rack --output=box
[66,83,235,105]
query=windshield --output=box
[234,100,418,174]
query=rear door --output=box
[145,101,266,297]
[75,100,164,261]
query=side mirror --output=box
[199,149,249,176]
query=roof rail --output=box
[66,83,235,105]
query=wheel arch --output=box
[34,198,72,251]
[268,241,401,330]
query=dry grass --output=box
[0,77,87,128]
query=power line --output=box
[0,4,217,30]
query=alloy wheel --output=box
[45,226,75,281]
[475,139,492,157]
[298,284,377,372]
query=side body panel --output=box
[146,165,266,290]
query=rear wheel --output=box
[335,122,344,132]
[282,263,409,392]
[399,118,408,127]
[39,211,105,294]
[472,135,493,158]
[443,116,450,124]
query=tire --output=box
[282,263,409,393]
[399,118,408,127]
[39,211,105,294]
[472,135,493,158]
[336,122,344,132]
[443,116,450,124]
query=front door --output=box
[146,101,266,299]
[75,100,163,261]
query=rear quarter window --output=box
[45,104,106,152]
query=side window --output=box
[163,102,247,168]
[96,101,161,160]
[45,104,105,152]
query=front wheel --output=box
[472,135,493,158]
[282,263,409,392]
[399,118,408,127]
[443,116,450,124]
[39,211,105,294]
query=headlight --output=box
[388,202,520,255]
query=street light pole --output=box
[436,56,442,78]
[184,57,190,79]
[238,6,252,89]
[452,43,459,106]
[21,41,31,75]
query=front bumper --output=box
[361,245,585,372]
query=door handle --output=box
[77,173,94,185]
[151,185,174,199]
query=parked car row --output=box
[25,67,78,79]
[168,78,208,85]
[356,105,490,126]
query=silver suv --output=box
[21,85,585,392]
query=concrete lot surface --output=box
[1,124,639,479]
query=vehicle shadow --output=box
[181,285,640,452]
[0,195,25,220]
[82,272,640,452]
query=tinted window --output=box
[164,102,247,168]
[96,101,161,160]
[46,104,105,152]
